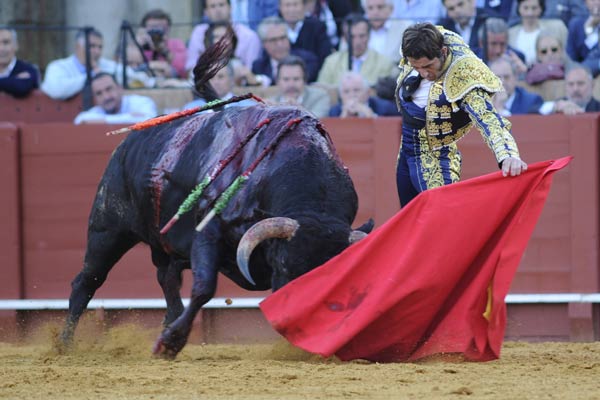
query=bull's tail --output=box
[192,26,235,102]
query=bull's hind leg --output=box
[152,248,186,327]
[153,224,221,359]
[60,229,138,349]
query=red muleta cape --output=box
[260,157,572,362]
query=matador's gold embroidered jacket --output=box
[394,27,521,164]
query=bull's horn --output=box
[349,230,368,243]
[236,217,300,285]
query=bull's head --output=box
[236,217,370,287]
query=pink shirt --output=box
[185,22,261,72]
[143,38,187,79]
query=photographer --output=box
[135,9,187,78]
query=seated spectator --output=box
[74,72,157,124]
[551,64,600,114]
[202,21,263,87]
[525,30,574,84]
[508,0,568,66]
[182,61,256,110]
[253,16,320,85]
[231,0,279,30]
[186,0,261,73]
[134,9,187,79]
[476,18,527,75]
[392,0,446,24]
[0,28,40,98]
[329,71,399,117]
[568,1,600,77]
[317,13,398,88]
[304,0,355,49]
[364,0,412,64]
[279,0,332,69]
[490,57,544,116]
[42,28,154,100]
[269,55,330,118]
[544,0,587,27]
[438,0,497,56]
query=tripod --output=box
[118,20,155,89]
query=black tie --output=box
[401,74,423,102]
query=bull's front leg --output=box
[153,224,221,359]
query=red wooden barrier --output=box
[0,114,598,343]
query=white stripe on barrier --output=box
[0,294,599,311]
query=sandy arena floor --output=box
[1,323,599,400]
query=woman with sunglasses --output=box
[508,0,568,66]
[525,30,574,84]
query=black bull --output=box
[61,104,372,358]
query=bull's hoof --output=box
[152,337,178,360]
[54,329,74,355]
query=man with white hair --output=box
[41,28,154,100]
[329,71,399,117]
[0,28,39,97]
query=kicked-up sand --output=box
[0,322,599,399]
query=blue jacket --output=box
[252,47,320,84]
[510,86,544,115]
[567,16,592,62]
[0,59,40,98]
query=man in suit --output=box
[278,0,332,69]
[317,13,398,88]
[270,55,330,118]
[0,28,39,98]
[438,0,496,55]
[364,0,412,63]
[566,0,600,67]
[553,64,600,113]
[476,17,527,73]
[329,71,400,117]
[490,57,544,115]
[252,16,320,85]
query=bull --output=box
[60,34,372,358]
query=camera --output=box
[143,27,165,50]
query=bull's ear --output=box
[348,230,367,244]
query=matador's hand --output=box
[502,157,528,177]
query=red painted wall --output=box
[0,112,598,341]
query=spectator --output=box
[544,0,587,26]
[490,57,544,116]
[230,0,279,30]
[568,0,600,76]
[482,0,515,20]
[525,30,573,84]
[317,13,398,87]
[186,0,261,73]
[0,28,39,98]
[183,62,256,110]
[551,64,600,113]
[252,16,320,85]
[438,0,497,56]
[364,0,412,64]
[329,71,399,117]
[391,0,446,23]
[202,21,260,86]
[269,55,330,118]
[279,0,332,69]
[476,18,527,75]
[41,28,154,100]
[508,0,568,66]
[73,72,158,124]
[304,0,356,49]
[134,9,188,79]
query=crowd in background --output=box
[2,0,600,123]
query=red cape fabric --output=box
[260,157,571,362]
